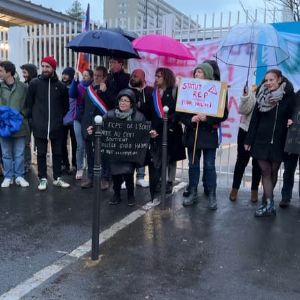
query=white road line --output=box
[0,183,187,300]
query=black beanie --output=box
[62,67,75,81]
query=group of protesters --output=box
[0,56,299,217]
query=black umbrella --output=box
[106,27,138,41]
[66,29,140,59]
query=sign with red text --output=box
[176,78,227,117]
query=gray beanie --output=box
[193,63,214,80]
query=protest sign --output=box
[101,119,151,165]
[175,77,227,117]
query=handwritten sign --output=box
[285,107,300,155]
[176,77,227,117]
[100,119,151,165]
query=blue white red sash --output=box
[152,88,165,119]
[86,85,108,116]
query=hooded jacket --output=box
[26,72,69,139]
[20,64,38,84]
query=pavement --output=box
[1,167,300,299]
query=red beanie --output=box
[41,56,57,70]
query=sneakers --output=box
[15,176,29,187]
[136,178,149,188]
[75,169,84,180]
[38,178,48,191]
[1,178,13,188]
[127,195,135,206]
[53,177,70,188]
[109,194,121,205]
[81,178,93,189]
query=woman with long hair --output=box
[149,67,185,193]
[245,69,295,217]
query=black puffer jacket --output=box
[245,78,295,160]
[26,73,69,139]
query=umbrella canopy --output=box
[0,106,23,138]
[132,34,195,60]
[216,22,289,68]
[66,29,140,59]
[106,27,138,41]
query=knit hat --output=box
[117,88,136,104]
[193,63,214,80]
[41,56,57,70]
[62,67,75,81]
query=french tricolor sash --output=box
[86,85,108,116]
[152,88,165,119]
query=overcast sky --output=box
[31,0,267,22]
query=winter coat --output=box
[103,108,146,175]
[245,78,295,162]
[81,84,112,140]
[180,96,229,150]
[149,87,186,162]
[0,79,29,137]
[129,84,153,120]
[238,93,256,132]
[106,70,130,108]
[26,73,69,139]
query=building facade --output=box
[104,0,199,32]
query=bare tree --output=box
[265,0,300,21]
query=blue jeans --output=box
[0,136,26,179]
[73,120,85,170]
[188,148,216,192]
[136,167,145,179]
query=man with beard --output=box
[128,69,153,188]
[26,56,70,191]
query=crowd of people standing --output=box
[0,56,299,218]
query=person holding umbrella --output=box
[244,69,295,217]
[181,63,228,210]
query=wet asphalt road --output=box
[0,168,151,297]
[1,167,300,299]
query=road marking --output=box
[0,183,187,300]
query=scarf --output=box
[256,82,286,112]
[114,108,133,120]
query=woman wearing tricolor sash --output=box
[149,68,186,194]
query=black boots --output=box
[208,191,217,210]
[183,187,198,206]
[255,198,276,217]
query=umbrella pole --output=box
[192,122,199,164]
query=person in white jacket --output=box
[229,85,261,202]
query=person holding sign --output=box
[105,89,146,206]
[180,63,228,210]
[245,69,295,217]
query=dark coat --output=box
[80,85,112,140]
[129,85,153,120]
[104,108,146,175]
[245,79,295,162]
[26,73,69,139]
[180,97,229,149]
[149,87,186,162]
[106,70,130,108]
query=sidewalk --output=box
[16,184,300,300]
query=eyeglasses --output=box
[119,98,131,103]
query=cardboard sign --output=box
[285,107,300,155]
[176,77,227,117]
[100,119,151,165]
